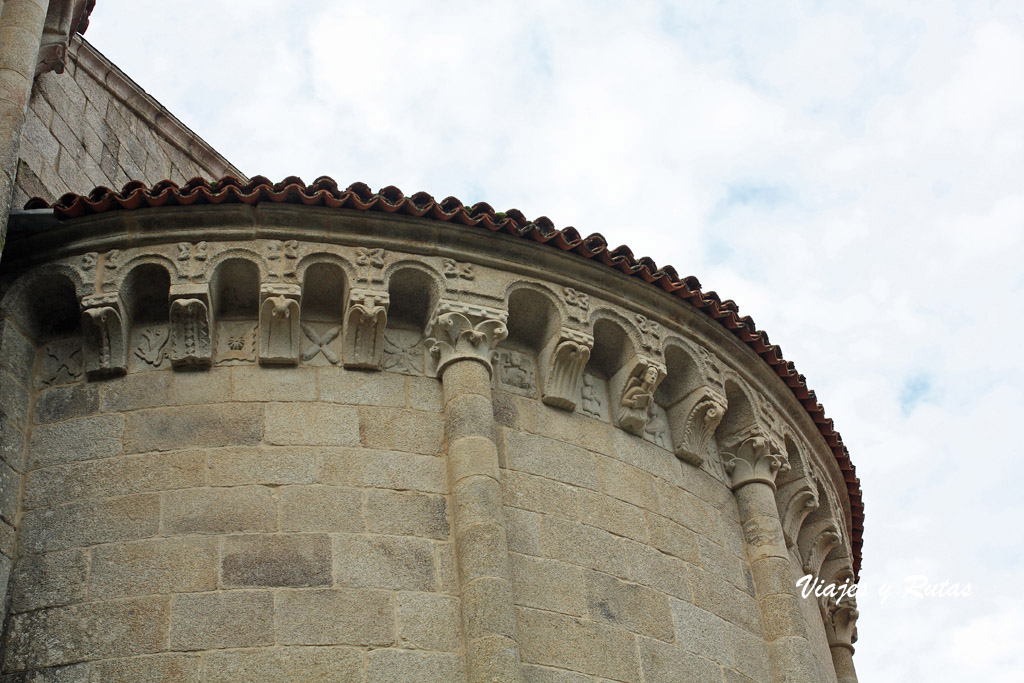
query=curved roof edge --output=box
[25,174,864,576]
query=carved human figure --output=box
[580,374,604,418]
[619,365,660,434]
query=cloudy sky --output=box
[86,1,1024,680]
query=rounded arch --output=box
[505,283,561,353]
[295,251,356,287]
[655,338,703,408]
[110,252,181,288]
[716,376,758,444]
[586,309,639,379]
[386,262,442,334]
[200,246,269,284]
[1,268,84,341]
[211,258,260,319]
[120,263,171,325]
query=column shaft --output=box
[442,359,523,683]
[830,644,857,682]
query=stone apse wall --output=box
[0,204,859,682]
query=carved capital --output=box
[258,284,301,366]
[80,293,126,379]
[721,430,790,491]
[778,479,820,548]
[426,301,508,377]
[667,387,727,466]
[169,285,211,369]
[615,358,666,435]
[344,288,389,370]
[541,328,593,411]
[826,595,859,650]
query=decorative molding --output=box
[721,430,790,491]
[426,301,508,376]
[343,288,389,370]
[666,387,727,466]
[540,328,593,411]
[258,284,301,365]
[80,292,126,379]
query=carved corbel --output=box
[37,0,93,76]
[343,288,389,370]
[169,284,212,369]
[612,357,666,436]
[824,591,859,651]
[539,328,593,411]
[80,293,127,379]
[426,301,508,377]
[798,518,843,578]
[721,429,790,491]
[777,478,820,548]
[259,284,301,365]
[665,387,727,466]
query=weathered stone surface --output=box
[584,570,674,641]
[645,511,701,564]
[32,384,99,424]
[359,407,443,455]
[0,414,24,471]
[671,597,736,666]
[280,485,363,532]
[625,542,692,601]
[365,650,465,683]
[637,636,724,682]
[101,371,230,412]
[162,486,277,535]
[506,431,598,490]
[26,415,123,469]
[579,489,648,542]
[502,469,578,518]
[540,515,627,578]
[1,662,90,682]
[276,587,394,646]
[19,493,160,553]
[510,552,586,616]
[0,460,18,524]
[690,569,764,636]
[125,404,261,452]
[90,537,218,598]
[9,549,88,613]
[365,489,449,540]
[320,367,406,406]
[333,534,436,591]
[24,451,204,510]
[4,596,171,671]
[88,654,202,682]
[230,365,317,402]
[319,448,445,493]
[594,454,659,512]
[516,606,640,681]
[397,592,460,652]
[206,447,315,486]
[264,403,359,446]
[222,534,331,588]
[203,647,363,683]
[407,376,443,412]
[0,320,35,387]
[728,621,773,683]
[170,591,274,650]
[505,507,543,557]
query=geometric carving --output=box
[302,323,342,365]
[563,287,590,326]
[426,301,508,377]
[383,329,425,375]
[721,431,790,491]
[635,314,663,358]
[615,360,666,436]
[170,298,212,369]
[540,328,593,410]
[259,286,301,365]
[343,288,389,370]
[217,321,258,364]
[666,387,727,466]
[39,338,83,387]
[80,293,127,379]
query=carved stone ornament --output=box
[825,592,859,650]
[39,338,83,387]
[667,387,727,466]
[259,285,301,365]
[777,479,820,548]
[425,301,508,377]
[616,360,666,435]
[80,293,127,379]
[541,328,593,411]
[721,430,790,491]
[169,286,212,368]
[799,518,843,577]
[37,0,93,75]
[493,348,538,396]
[343,289,389,370]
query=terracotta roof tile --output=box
[26,175,865,576]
